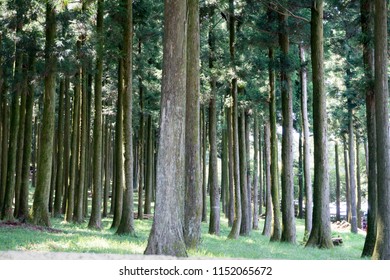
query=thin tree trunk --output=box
[356,138,362,229]
[201,106,208,223]
[343,135,351,222]
[54,79,65,217]
[335,141,341,222]
[227,106,234,227]
[299,43,312,235]
[144,115,153,215]
[253,115,259,230]
[262,122,272,237]
[239,111,249,236]
[269,47,281,242]
[245,112,252,231]
[61,76,71,215]
[111,59,124,229]
[348,107,358,233]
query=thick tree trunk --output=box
[262,122,272,237]
[305,0,333,249]
[184,0,202,248]
[279,12,296,244]
[31,3,57,226]
[88,0,104,230]
[116,0,135,236]
[372,0,390,260]
[269,48,281,242]
[299,43,312,235]
[361,0,377,258]
[144,0,187,257]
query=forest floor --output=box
[0,216,368,260]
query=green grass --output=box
[0,213,367,259]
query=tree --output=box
[361,0,376,258]
[88,0,104,230]
[279,12,296,244]
[116,0,135,236]
[184,0,202,248]
[372,0,390,260]
[144,0,187,257]
[305,0,333,249]
[31,2,57,226]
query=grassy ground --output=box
[0,213,367,260]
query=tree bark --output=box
[116,0,135,236]
[184,0,202,248]
[335,141,341,222]
[343,135,351,222]
[201,106,208,223]
[31,2,57,226]
[299,43,312,236]
[262,122,272,237]
[144,0,187,257]
[372,0,390,260]
[305,0,333,249]
[360,0,377,258]
[252,115,259,230]
[269,47,281,242]
[88,0,104,230]
[239,111,249,236]
[279,12,296,244]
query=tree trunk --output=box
[144,115,153,215]
[208,77,220,235]
[18,49,36,221]
[372,0,390,260]
[335,141,341,222]
[61,76,71,215]
[298,131,303,219]
[201,106,208,223]
[137,40,144,221]
[31,2,57,226]
[227,78,242,239]
[343,135,351,222]
[245,112,252,231]
[227,106,235,227]
[269,47,281,242]
[116,0,135,236]
[144,0,187,257]
[53,79,65,217]
[348,108,358,233]
[239,111,249,236]
[88,0,104,230]
[360,0,377,258]
[305,0,333,249]
[262,122,272,237]
[279,12,296,244]
[356,138,362,229]
[184,0,202,248]
[253,115,259,230]
[299,43,312,235]
[111,59,124,229]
